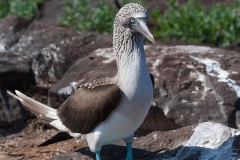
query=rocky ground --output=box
[0,119,83,160]
[0,0,240,160]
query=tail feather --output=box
[7,90,77,146]
[15,90,56,113]
[38,132,73,147]
[7,90,58,122]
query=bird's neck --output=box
[113,25,143,58]
[113,27,149,87]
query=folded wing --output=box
[57,83,122,134]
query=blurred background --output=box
[0,0,239,47]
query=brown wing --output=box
[57,83,121,134]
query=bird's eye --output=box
[129,18,135,23]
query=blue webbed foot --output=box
[126,143,133,160]
[96,151,101,160]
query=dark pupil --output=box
[130,18,134,23]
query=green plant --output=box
[0,0,44,19]
[58,0,116,34]
[58,0,144,34]
[0,0,9,19]
[150,0,240,46]
[9,0,44,19]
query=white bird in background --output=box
[8,3,155,160]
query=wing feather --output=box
[57,84,121,134]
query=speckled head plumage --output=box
[113,3,155,58]
[114,3,148,24]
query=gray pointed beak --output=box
[134,19,155,44]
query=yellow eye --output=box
[130,18,135,23]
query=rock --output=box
[32,31,112,83]
[152,122,240,160]
[0,15,112,87]
[150,45,240,129]
[0,53,36,90]
[0,16,31,52]
[0,81,31,126]
[49,45,240,132]
[48,48,117,108]
[50,122,240,160]
[224,42,240,53]
[136,106,181,136]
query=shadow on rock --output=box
[0,123,26,137]
[0,80,32,130]
[77,144,157,160]
[228,98,240,129]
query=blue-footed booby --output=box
[8,3,155,160]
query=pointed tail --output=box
[8,90,76,146]
[38,132,73,147]
[7,90,58,124]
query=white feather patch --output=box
[50,119,69,132]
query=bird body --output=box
[8,3,155,160]
[87,47,153,152]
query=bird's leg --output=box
[124,134,134,160]
[95,151,101,160]
[126,143,133,160]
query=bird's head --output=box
[114,3,155,44]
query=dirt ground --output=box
[0,89,87,160]
[0,118,87,160]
